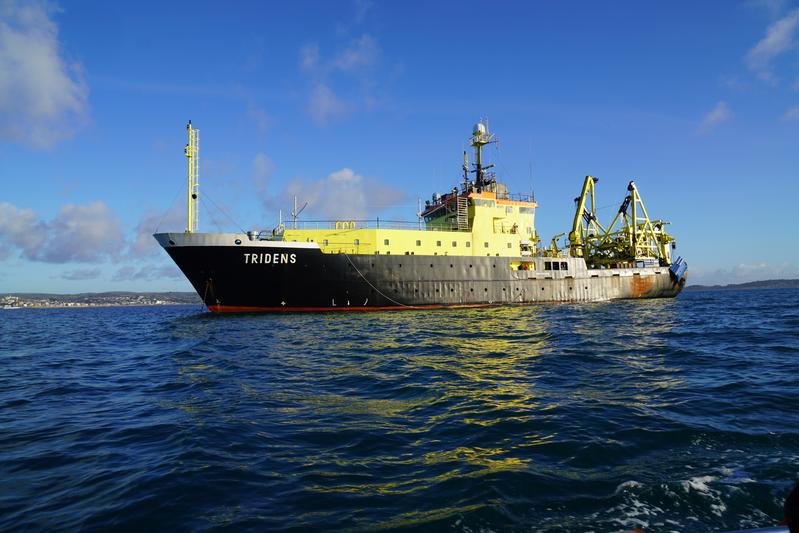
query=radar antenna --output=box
[469,118,496,191]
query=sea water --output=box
[1,289,798,531]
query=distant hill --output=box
[685,279,799,291]
[2,291,202,305]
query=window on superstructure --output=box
[507,243,512,248]
[561,262,568,270]
[384,239,389,245]
[354,239,360,245]
[553,262,560,270]
[545,261,552,271]
[506,206,513,213]
[416,240,421,246]
[466,242,471,248]
[484,242,489,248]
[437,241,441,247]
[452,241,457,247]
[323,239,329,245]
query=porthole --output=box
[234,239,242,245]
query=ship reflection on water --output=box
[167,299,686,529]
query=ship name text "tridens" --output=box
[244,252,297,264]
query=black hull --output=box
[162,244,684,312]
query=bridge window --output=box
[384,239,389,245]
[553,262,560,270]
[560,262,568,270]
[544,261,552,271]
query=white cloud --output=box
[783,105,799,120]
[308,83,349,125]
[332,34,379,71]
[0,0,88,147]
[61,267,101,280]
[129,206,184,258]
[247,105,270,135]
[299,43,320,72]
[253,152,273,181]
[0,202,46,259]
[0,201,124,263]
[111,264,182,282]
[745,0,791,18]
[353,0,373,24]
[280,167,405,220]
[698,101,732,134]
[298,34,383,124]
[745,8,799,82]
[251,152,275,196]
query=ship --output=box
[155,120,687,312]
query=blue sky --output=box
[1,0,798,292]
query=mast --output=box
[470,119,495,191]
[185,121,199,233]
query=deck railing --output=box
[265,219,470,235]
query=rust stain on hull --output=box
[631,274,655,298]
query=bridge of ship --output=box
[277,190,539,258]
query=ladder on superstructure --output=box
[456,197,469,231]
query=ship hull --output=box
[155,233,685,312]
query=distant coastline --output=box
[1,292,201,309]
[684,279,799,291]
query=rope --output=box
[201,279,210,311]
[203,192,247,234]
[198,195,225,232]
[153,186,182,233]
[343,253,411,307]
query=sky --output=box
[1,0,799,293]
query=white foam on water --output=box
[682,475,716,493]
[681,475,728,516]
[613,480,642,495]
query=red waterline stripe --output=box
[206,303,492,313]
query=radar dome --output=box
[473,122,486,136]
